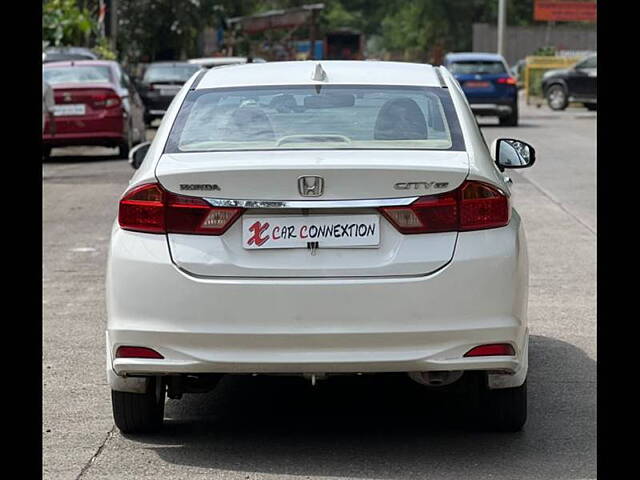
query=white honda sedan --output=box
[107,61,536,433]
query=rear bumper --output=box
[141,95,172,117]
[43,113,125,147]
[469,99,516,116]
[42,131,125,147]
[106,212,529,388]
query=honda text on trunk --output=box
[107,61,536,433]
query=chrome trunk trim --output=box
[203,196,419,209]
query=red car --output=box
[42,60,146,159]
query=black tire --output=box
[111,377,165,434]
[499,103,518,127]
[118,142,130,159]
[42,146,52,161]
[585,103,597,111]
[476,379,527,432]
[546,84,568,111]
[118,124,133,158]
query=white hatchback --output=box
[107,61,536,433]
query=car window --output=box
[43,53,95,63]
[576,56,597,69]
[144,65,201,83]
[43,66,112,85]
[165,85,464,153]
[448,61,506,75]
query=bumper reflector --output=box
[115,346,164,359]
[464,343,515,357]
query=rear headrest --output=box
[225,103,275,141]
[374,98,428,140]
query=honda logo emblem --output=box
[297,176,324,197]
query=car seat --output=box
[374,98,428,140]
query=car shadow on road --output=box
[43,145,128,164]
[124,335,595,479]
[477,121,542,129]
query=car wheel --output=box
[546,85,568,111]
[474,379,527,432]
[585,103,597,111]
[118,124,133,158]
[111,377,165,434]
[499,103,518,127]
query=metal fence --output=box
[523,55,580,106]
[472,23,596,66]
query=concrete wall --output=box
[472,23,597,65]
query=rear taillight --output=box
[118,183,165,233]
[91,90,121,109]
[115,346,164,359]
[379,180,509,234]
[459,181,510,231]
[496,77,517,85]
[118,183,244,235]
[464,344,515,357]
[165,192,244,235]
[379,191,458,234]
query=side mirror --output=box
[492,138,536,170]
[129,141,151,169]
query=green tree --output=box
[42,0,94,48]
[116,0,243,64]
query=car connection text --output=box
[242,215,380,249]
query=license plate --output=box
[464,81,490,88]
[53,104,86,116]
[242,215,380,250]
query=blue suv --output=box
[443,52,518,126]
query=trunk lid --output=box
[156,149,469,277]
[156,150,468,200]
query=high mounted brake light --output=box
[118,183,244,235]
[379,180,510,234]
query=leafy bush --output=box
[42,0,94,47]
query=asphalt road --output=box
[43,99,596,480]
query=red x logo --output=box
[247,221,270,246]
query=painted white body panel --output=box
[196,60,442,89]
[107,61,529,392]
[168,213,457,277]
[107,212,528,385]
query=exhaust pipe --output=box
[408,371,463,387]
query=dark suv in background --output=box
[443,52,518,126]
[542,54,597,111]
[136,62,201,126]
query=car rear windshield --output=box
[144,64,200,83]
[43,66,112,85]
[448,61,506,75]
[165,85,464,152]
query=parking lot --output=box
[43,98,596,480]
